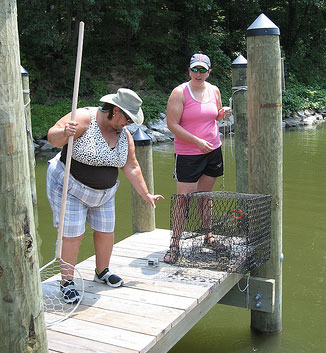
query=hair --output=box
[101,103,115,119]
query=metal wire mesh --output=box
[40,258,84,326]
[169,191,272,273]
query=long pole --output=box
[131,128,155,233]
[56,21,84,258]
[232,55,248,194]
[247,13,283,333]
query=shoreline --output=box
[34,109,326,155]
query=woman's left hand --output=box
[217,106,232,120]
[143,193,165,208]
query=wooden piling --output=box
[232,55,248,193]
[0,1,47,351]
[21,66,38,226]
[131,128,155,232]
[247,13,283,333]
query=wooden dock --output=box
[46,229,243,353]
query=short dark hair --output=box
[101,103,115,119]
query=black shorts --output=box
[174,147,223,183]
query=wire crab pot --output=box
[169,191,272,273]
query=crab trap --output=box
[169,191,272,273]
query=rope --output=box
[228,85,248,160]
[237,275,250,309]
[24,98,33,140]
[231,85,248,93]
[221,85,247,191]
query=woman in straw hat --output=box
[164,53,232,264]
[47,88,164,303]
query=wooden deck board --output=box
[46,229,242,353]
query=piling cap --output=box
[20,65,28,76]
[247,13,280,37]
[232,55,247,68]
[133,127,152,146]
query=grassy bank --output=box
[30,80,326,139]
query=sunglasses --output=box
[121,110,133,123]
[190,67,208,74]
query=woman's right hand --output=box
[64,121,79,137]
[48,108,90,147]
[196,138,215,154]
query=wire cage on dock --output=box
[169,191,272,273]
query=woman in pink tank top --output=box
[164,53,232,263]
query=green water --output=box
[35,125,326,353]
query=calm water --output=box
[35,125,326,353]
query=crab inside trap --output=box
[169,191,272,273]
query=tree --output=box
[16,0,326,102]
[0,1,47,351]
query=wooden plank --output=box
[117,229,170,246]
[112,246,165,260]
[126,229,171,242]
[111,273,209,300]
[77,262,226,300]
[78,253,228,285]
[78,278,197,311]
[64,305,171,339]
[46,228,246,353]
[147,273,243,353]
[70,287,186,325]
[79,269,209,301]
[218,276,275,313]
[47,330,137,353]
[114,241,166,254]
[47,314,156,353]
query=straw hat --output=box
[100,88,144,126]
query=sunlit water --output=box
[35,125,326,353]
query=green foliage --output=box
[18,0,326,136]
[31,100,72,138]
[141,92,169,123]
[282,82,326,116]
[30,90,168,137]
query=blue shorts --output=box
[174,147,223,183]
[47,153,119,238]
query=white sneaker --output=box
[94,268,123,288]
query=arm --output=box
[213,86,232,121]
[121,130,164,208]
[166,86,214,153]
[47,108,91,147]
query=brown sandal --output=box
[163,247,179,264]
[204,234,228,252]
[204,234,215,245]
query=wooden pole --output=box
[232,55,248,193]
[131,128,155,232]
[247,13,283,333]
[0,1,47,351]
[21,66,38,227]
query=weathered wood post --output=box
[131,128,155,232]
[0,0,47,351]
[21,66,38,226]
[232,55,248,193]
[247,13,283,333]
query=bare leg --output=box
[61,235,84,282]
[93,230,114,273]
[164,182,197,263]
[197,175,217,243]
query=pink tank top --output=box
[174,83,221,155]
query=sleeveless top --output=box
[60,107,129,189]
[174,82,221,155]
